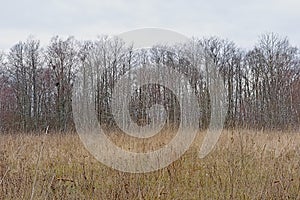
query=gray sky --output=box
[0,0,299,50]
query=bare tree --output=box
[46,36,78,131]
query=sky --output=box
[0,0,299,50]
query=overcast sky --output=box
[0,0,299,50]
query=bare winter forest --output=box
[0,33,299,132]
[1,33,300,199]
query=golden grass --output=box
[0,130,300,199]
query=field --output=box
[1,130,300,199]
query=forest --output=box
[0,33,299,132]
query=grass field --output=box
[1,130,300,199]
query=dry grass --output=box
[1,129,300,199]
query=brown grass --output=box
[0,130,300,199]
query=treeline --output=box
[0,33,299,132]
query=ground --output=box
[0,130,300,199]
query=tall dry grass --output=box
[0,130,300,199]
